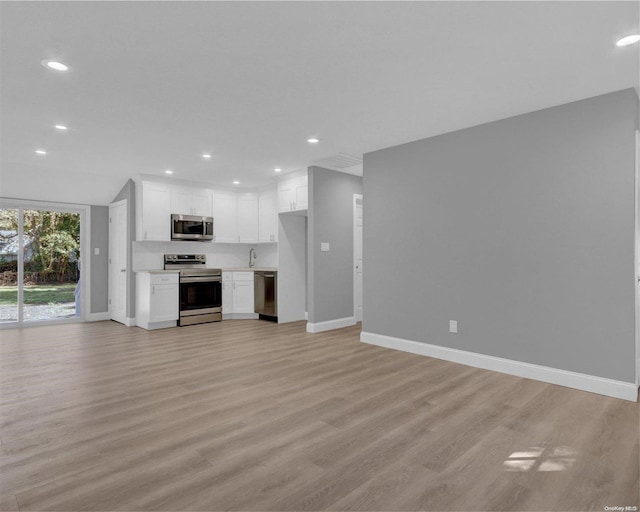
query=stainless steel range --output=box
[164,254,222,326]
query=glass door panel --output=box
[22,209,81,322]
[0,208,19,323]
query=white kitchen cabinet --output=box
[278,182,295,213]
[233,272,255,314]
[192,189,213,216]
[171,187,212,217]
[294,177,308,210]
[136,178,280,244]
[222,272,234,314]
[258,185,277,242]
[212,189,238,243]
[237,192,259,243]
[277,173,308,213]
[139,181,171,241]
[222,271,258,318]
[136,272,179,329]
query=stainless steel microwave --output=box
[171,214,214,241]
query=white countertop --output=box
[134,269,180,273]
[135,267,277,273]
[223,267,278,272]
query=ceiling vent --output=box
[312,153,363,173]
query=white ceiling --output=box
[1,1,638,205]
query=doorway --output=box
[353,194,363,323]
[108,199,128,325]
[0,201,87,326]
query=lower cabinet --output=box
[232,272,255,313]
[222,272,234,314]
[136,272,179,330]
[222,271,258,319]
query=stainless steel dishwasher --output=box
[254,271,277,321]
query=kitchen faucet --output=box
[249,248,257,268]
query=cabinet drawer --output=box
[222,271,233,281]
[150,273,179,285]
[233,271,254,281]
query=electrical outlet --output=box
[321,242,330,252]
[449,320,458,333]
[94,248,100,255]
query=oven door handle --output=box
[180,276,222,283]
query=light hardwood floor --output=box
[0,320,638,511]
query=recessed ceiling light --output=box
[165,169,173,174]
[202,154,212,159]
[616,34,640,47]
[35,149,47,155]
[41,59,70,72]
[274,168,282,173]
[232,180,240,185]
[54,125,68,131]
[307,138,320,144]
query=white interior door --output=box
[633,130,640,386]
[109,200,128,325]
[354,194,363,323]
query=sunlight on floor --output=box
[503,445,577,472]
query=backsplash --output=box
[133,241,278,270]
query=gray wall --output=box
[113,179,136,318]
[308,166,363,324]
[363,89,638,383]
[90,205,109,314]
[277,213,307,322]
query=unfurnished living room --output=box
[0,1,639,511]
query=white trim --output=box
[110,199,128,209]
[307,316,356,333]
[0,199,89,327]
[17,208,24,323]
[633,130,640,386]
[108,199,129,325]
[125,317,136,327]
[88,312,110,321]
[136,319,175,330]
[360,331,639,402]
[353,193,363,324]
[222,313,259,320]
[0,197,89,212]
[0,318,84,330]
[81,205,90,322]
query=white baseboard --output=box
[125,317,136,327]
[88,312,110,321]
[136,319,176,330]
[307,316,356,333]
[223,313,259,320]
[360,331,638,402]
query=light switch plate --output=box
[321,243,330,252]
[94,248,100,255]
[449,320,458,333]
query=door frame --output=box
[0,198,90,328]
[353,193,363,323]
[635,130,639,389]
[109,199,129,325]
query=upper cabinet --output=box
[136,178,278,244]
[237,192,259,243]
[278,173,308,213]
[212,189,238,243]
[258,185,277,242]
[138,181,171,241]
[171,187,212,217]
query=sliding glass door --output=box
[0,203,84,326]
[0,208,19,323]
